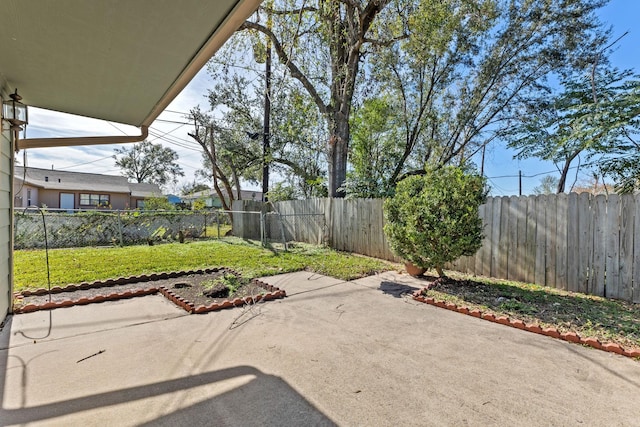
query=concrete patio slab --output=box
[1,271,639,426]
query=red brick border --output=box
[412,287,640,359]
[13,268,286,315]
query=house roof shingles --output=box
[15,166,161,197]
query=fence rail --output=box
[234,195,640,303]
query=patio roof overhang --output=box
[0,0,261,148]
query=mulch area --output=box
[14,268,285,314]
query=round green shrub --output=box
[383,166,487,277]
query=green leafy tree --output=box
[192,198,207,211]
[142,195,175,211]
[114,141,184,187]
[383,166,487,277]
[347,0,608,194]
[343,97,400,198]
[589,75,640,193]
[188,107,249,212]
[532,175,560,195]
[267,182,298,202]
[194,44,327,201]
[506,67,638,193]
[180,181,210,196]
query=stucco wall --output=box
[13,182,38,208]
[0,86,13,319]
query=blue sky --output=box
[23,0,640,196]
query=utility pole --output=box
[262,5,272,202]
[519,170,522,196]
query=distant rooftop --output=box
[15,166,161,197]
[182,188,263,201]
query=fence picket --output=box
[480,199,492,277]
[592,195,607,296]
[546,195,557,289]
[620,194,634,302]
[524,196,536,284]
[605,194,621,299]
[534,195,546,286]
[555,194,568,290]
[566,193,579,292]
[577,193,591,294]
[515,196,528,282]
[634,196,640,303]
[490,197,502,278]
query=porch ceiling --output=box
[0,0,260,128]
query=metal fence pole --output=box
[117,210,124,246]
[217,210,221,239]
[203,210,207,238]
[260,211,265,246]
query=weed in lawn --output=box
[498,299,538,315]
[202,273,248,294]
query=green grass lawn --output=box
[14,237,395,292]
[203,224,232,238]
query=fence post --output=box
[260,211,265,246]
[203,210,207,238]
[277,212,288,252]
[217,210,221,239]
[117,210,124,246]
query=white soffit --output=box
[0,0,260,127]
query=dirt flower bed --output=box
[419,274,640,351]
[162,271,270,308]
[14,268,284,314]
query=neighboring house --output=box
[181,188,263,209]
[13,166,161,210]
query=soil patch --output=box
[14,268,285,314]
[415,275,640,352]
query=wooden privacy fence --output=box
[451,193,639,303]
[236,194,640,303]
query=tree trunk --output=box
[557,151,580,193]
[328,113,350,197]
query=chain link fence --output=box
[14,208,233,249]
[14,205,327,251]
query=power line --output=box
[148,132,202,153]
[155,118,191,125]
[107,121,130,136]
[147,123,187,143]
[56,155,114,169]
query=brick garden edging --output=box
[13,268,286,315]
[412,287,640,359]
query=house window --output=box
[80,193,110,207]
[27,189,31,206]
